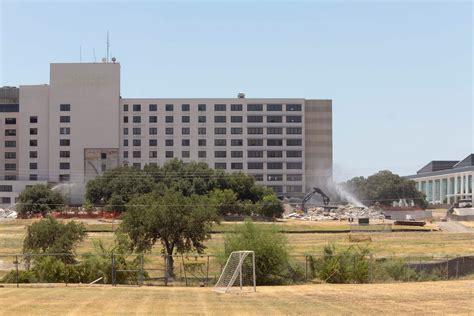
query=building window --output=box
[166,139,174,146]
[248,162,263,169]
[60,116,70,123]
[182,139,190,146]
[59,162,70,170]
[123,104,128,111]
[133,116,141,123]
[30,116,38,123]
[267,127,282,134]
[198,151,206,158]
[268,174,283,181]
[149,116,158,123]
[166,128,174,135]
[5,129,16,136]
[286,104,302,111]
[182,116,190,123]
[267,104,282,111]
[133,163,141,169]
[231,104,242,111]
[247,104,263,111]
[248,139,263,146]
[247,116,263,123]
[287,162,303,169]
[101,153,107,160]
[267,162,283,169]
[149,139,158,146]
[286,116,302,123]
[248,151,263,158]
[0,185,13,192]
[248,127,263,134]
[214,116,226,123]
[5,118,16,125]
[60,151,70,158]
[5,141,16,147]
[4,175,16,180]
[267,139,283,146]
[166,104,174,111]
[214,128,226,135]
[165,116,174,123]
[30,163,38,170]
[1,197,11,204]
[231,151,243,158]
[231,163,243,170]
[182,127,190,135]
[214,104,226,111]
[287,151,302,158]
[30,140,38,147]
[287,174,302,181]
[123,116,129,123]
[123,139,128,147]
[133,139,141,147]
[286,127,302,134]
[60,104,71,111]
[133,104,141,111]
[198,104,207,111]
[231,116,242,123]
[123,151,128,158]
[5,163,16,170]
[198,116,206,123]
[198,139,206,146]
[198,128,206,135]
[287,139,302,146]
[182,104,190,111]
[252,174,264,181]
[231,139,243,146]
[267,116,282,123]
[149,151,158,158]
[133,151,141,158]
[133,128,141,135]
[60,127,70,135]
[149,104,157,111]
[149,127,158,135]
[231,128,243,134]
[287,185,303,193]
[182,151,190,158]
[29,151,37,158]
[268,186,283,193]
[165,151,174,158]
[267,151,283,158]
[215,151,227,158]
[215,139,227,146]
[59,139,70,147]
[215,163,226,169]
[30,128,37,135]
[123,128,129,135]
[30,174,38,181]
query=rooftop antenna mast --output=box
[106,30,110,62]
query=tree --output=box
[16,184,65,216]
[23,216,86,263]
[346,170,428,208]
[119,191,219,276]
[208,188,249,216]
[256,194,285,218]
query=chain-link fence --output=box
[1,253,473,287]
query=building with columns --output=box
[407,154,474,204]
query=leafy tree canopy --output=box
[17,184,65,216]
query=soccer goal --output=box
[213,251,256,293]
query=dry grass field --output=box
[0,280,472,315]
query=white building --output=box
[0,62,333,206]
[407,154,474,204]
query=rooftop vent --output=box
[237,92,245,98]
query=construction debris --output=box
[0,208,17,219]
[284,204,385,221]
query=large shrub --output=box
[16,184,64,216]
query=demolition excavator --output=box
[301,187,336,214]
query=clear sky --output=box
[1,0,472,181]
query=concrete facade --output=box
[0,62,333,206]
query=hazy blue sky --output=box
[1,1,472,181]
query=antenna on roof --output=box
[106,30,110,62]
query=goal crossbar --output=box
[213,250,256,293]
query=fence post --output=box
[111,252,116,286]
[140,252,144,286]
[15,255,19,288]
[446,255,449,280]
[206,255,210,286]
[181,255,187,287]
[305,255,308,280]
[369,254,373,283]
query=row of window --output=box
[123,103,302,112]
[123,127,302,135]
[122,149,302,159]
[122,138,302,147]
[4,139,70,148]
[123,115,302,124]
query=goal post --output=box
[213,251,256,293]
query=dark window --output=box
[133,139,141,147]
[198,139,206,146]
[198,128,206,135]
[123,116,129,123]
[287,139,302,146]
[4,152,15,159]
[30,116,38,123]
[231,163,243,170]
[149,116,158,123]
[5,141,16,147]
[30,140,38,147]
[214,116,226,123]
[287,185,303,193]
[5,118,16,124]
[198,116,206,123]
[215,151,227,158]
[149,139,158,146]
[248,162,263,169]
[133,116,141,123]
[166,104,174,111]
[123,139,129,147]
[60,127,70,135]
[231,116,242,123]
[182,151,190,158]
[214,128,226,135]
[166,139,174,146]
[198,151,206,158]
[0,185,14,192]
[29,151,37,158]
[287,151,302,158]
[149,127,157,135]
[166,128,174,135]
[286,127,302,134]
[248,139,263,146]
[268,174,283,181]
[267,162,283,169]
[133,128,141,135]
[60,116,70,123]
[165,151,174,158]
[0,104,19,112]
[182,116,190,123]
[247,116,263,123]
[247,104,263,111]
[267,104,282,111]
[5,163,16,170]
[267,116,282,123]
[286,104,302,111]
[133,163,141,169]
[231,128,243,134]
[231,104,242,111]
[198,104,206,111]
[149,104,157,111]
[268,186,283,193]
[182,139,190,146]
[286,116,302,123]
[1,197,11,203]
[267,127,282,134]
[214,104,226,111]
[215,163,226,169]
[123,151,128,158]
[252,174,264,181]
[267,151,283,158]
[248,150,263,158]
[133,104,141,111]
[182,104,190,111]
[231,151,243,158]
[267,139,283,146]
[149,151,158,158]
[133,151,141,158]
[248,127,263,134]
[166,116,174,123]
[4,175,16,180]
[60,151,70,158]
[231,139,243,146]
[182,127,190,135]
[287,162,303,169]
[287,174,303,181]
[122,128,128,135]
[5,129,16,136]
[123,104,129,111]
[29,163,38,170]
[60,104,71,111]
[215,139,226,146]
[59,162,70,170]
[30,174,38,181]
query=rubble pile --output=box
[285,204,384,221]
[0,208,17,219]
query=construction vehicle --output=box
[301,187,336,213]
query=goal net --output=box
[213,251,256,293]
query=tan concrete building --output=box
[0,62,332,206]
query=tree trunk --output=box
[167,255,174,278]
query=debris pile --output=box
[0,208,17,219]
[285,204,384,221]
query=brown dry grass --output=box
[0,280,472,315]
